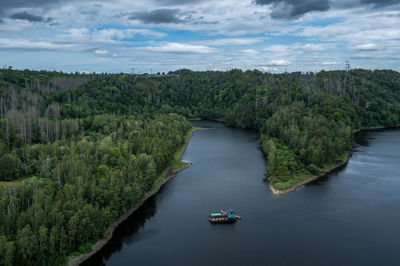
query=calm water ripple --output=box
[84,121,400,266]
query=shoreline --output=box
[269,125,400,195]
[357,125,400,132]
[269,154,351,195]
[188,120,399,195]
[67,127,202,266]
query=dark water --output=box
[84,121,400,266]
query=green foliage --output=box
[1,67,400,264]
[0,114,191,265]
[170,127,201,170]
[0,152,25,181]
[259,101,353,188]
[78,243,92,254]
[0,235,14,266]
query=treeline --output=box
[260,102,352,189]
[44,68,400,189]
[4,68,400,189]
[0,113,190,265]
[0,68,92,147]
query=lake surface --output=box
[84,121,400,266]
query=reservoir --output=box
[84,121,400,266]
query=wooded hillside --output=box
[1,68,399,265]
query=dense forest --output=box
[44,68,400,189]
[1,67,400,265]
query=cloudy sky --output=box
[0,0,399,73]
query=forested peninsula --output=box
[1,68,400,265]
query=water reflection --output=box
[83,124,400,266]
[82,196,157,265]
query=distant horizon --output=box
[1,0,399,74]
[2,65,399,75]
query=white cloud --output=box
[353,43,379,51]
[298,10,400,43]
[94,49,108,55]
[301,43,324,51]
[264,45,290,53]
[140,43,216,54]
[1,0,400,73]
[322,61,339,65]
[195,37,266,46]
[260,66,279,72]
[95,28,165,40]
[264,43,325,53]
[0,38,78,51]
[268,59,291,66]
[55,28,165,44]
[241,49,259,55]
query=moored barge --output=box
[208,209,241,223]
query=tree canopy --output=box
[1,68,400,264]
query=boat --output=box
[208,209,241,223]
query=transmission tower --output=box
[345,60,350,71]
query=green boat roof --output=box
[211,213,222,217]
[227,214,236,219]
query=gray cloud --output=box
[9,11,56,24]
[10,11,44,22]
[361,0,400,8]
[156,0,203,4]
[256,0,330,19]
[129,9,187,24]
[351,54,400,60]
[0,0,71,23]
[0,0,66,10]
[331,0,360,9]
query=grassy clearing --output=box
[170,127,203,170]
[0,181,15,186]
[152,126,205,190]
[152,172,169,191]
[0,177,30,186]
[270,172,310,191]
